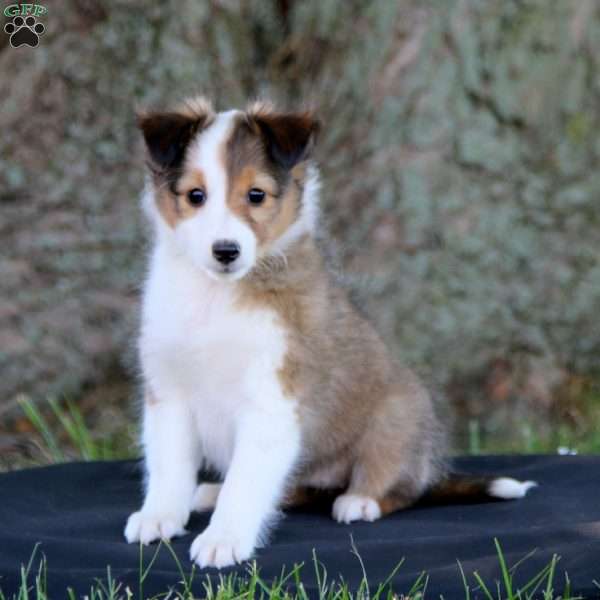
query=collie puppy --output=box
[124,97,535,568]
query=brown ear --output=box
[251,112,320,170]
[137,111,205,171]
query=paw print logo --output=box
[4,15,45,48]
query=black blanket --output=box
[0,456,598,598]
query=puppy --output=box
[124,97,535,568]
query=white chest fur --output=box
[139,241,294,474]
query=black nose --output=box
[212,240,241,265]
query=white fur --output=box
[192,483,222,513]
[125,199,301,567]
[332,494,382,524]
[125,243,301,564]
[488,477,537,499]
[190,406,299,567]
[124,396,199,544]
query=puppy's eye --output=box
[247,188,266,206]
[187,188,206,206]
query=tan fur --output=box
[155,168,205,227]
[235,235,446,510]
[154,188,179,228]
[175,95,216,123]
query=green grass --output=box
[13,393,600,469]
[463,378,600,455]
[464,417,600,456]
[0,538,588,600]
[14,396,136,465]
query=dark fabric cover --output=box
[0,456,598,598]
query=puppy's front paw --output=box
[189,525,254,568]
[332,493,381,524]
[124,510,188,545]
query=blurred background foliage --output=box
[1,0,599,467]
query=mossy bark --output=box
[1,1,598,428]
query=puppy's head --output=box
[139,97,319,281]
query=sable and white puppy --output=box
[124,97,535,568]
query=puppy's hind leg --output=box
[332,464,422,524]
[332,386,438,524]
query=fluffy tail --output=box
[422,474,537,505]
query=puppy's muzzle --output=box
[212,240,241,265]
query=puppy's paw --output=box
[189,525,254,568]
[124,510,188,545]
[191,483,222,513]
[332,493,381,524]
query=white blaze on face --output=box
[174,110,258,281]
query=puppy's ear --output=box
[137,111,206,171]
[250,111,320,170]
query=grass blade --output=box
[18,397,64,462]
[494,538,514,600]
[457,560,470,600]
[472,571,495,600]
